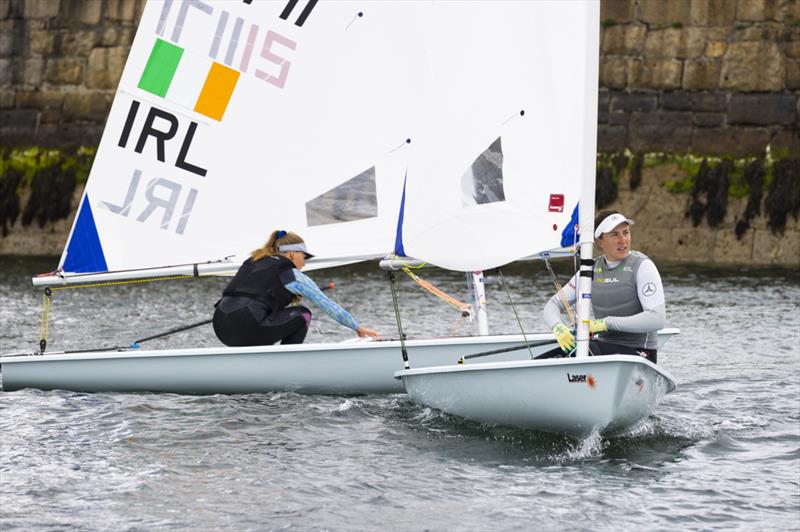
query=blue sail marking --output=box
[560,203,580,247]
[393,173,407,256]
[63,195,108,274]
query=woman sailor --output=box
[542,210,665,363]
[213,230,379,347]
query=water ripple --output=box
[1,260,799,530]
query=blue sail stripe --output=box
[393,173,407,256]
[63,195,108,274]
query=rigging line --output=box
[496,267,534,360]
[34,275,197,354]
[48,274,196,292]
[401,267,470,314]
[397,259,428,270]
[38,287,53,354]
[387,271,410,370]
[449,315,465,337]
[38,289,46,345]
[542,254,576,327]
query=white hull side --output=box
[396,356,676,438]
[0,329,678,395]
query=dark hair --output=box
[594,209,622,238]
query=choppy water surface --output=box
[1,256,799,530]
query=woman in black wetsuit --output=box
[213,230,379,347]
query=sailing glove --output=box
[552,324,575,352]
[589,319,608,334]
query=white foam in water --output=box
[715,416,769,431]
[561,428,605,461]
[333,399,356,413]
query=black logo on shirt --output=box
[641,282,656,296]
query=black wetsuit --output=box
[213,256,312,347]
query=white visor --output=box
[278,243,314,259]
[594,213,634,238]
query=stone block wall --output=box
[608,162,799,266]
[0,0,798,267]
[598,0,799,156]
[0,0,146,147]
[0,0,797,153]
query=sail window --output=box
[462,137,505,206]
[306,166,378,226]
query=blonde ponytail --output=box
[251,229,305,261]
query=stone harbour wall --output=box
[0,0,797,151]
[0,0,798,266]
[597,0,800,156]
[0,0,146,146]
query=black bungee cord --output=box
[387,271,410,370]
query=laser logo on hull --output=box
[567,373,597,389]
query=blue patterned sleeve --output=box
[283,270,359,331]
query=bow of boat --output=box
[395,356,676,438]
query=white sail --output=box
[397,1,596,272]
[57,0,598,281]
[58,1,429,278]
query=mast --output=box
[575,1,600,358]
[469,271,488,335]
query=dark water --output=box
[1,256,799,530]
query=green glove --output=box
[552,323,575,352]
[589,319,608,334]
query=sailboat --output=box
[391,1,676,437]
[1,1,677,400]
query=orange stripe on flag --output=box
[194,62,240,121]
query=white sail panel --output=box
[59,1,429,276]
[399,1,599,272]
[58,0,598,278]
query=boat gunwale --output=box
[0,328,680,364]
[0,332,557,363]
[395,354,678,393]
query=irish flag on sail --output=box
[138,38,240,121]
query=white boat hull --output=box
[0,329,678,395]
[396,356,677,438]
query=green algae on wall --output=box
[601,151,800,238]
[0,146,797,245]
[0,147,96,236]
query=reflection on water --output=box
[1,256,799,530]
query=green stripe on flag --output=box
[138,38,184,97]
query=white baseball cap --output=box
[594,212,634,238]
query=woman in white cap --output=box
[541,209,665,363]
[213,229,379,347]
